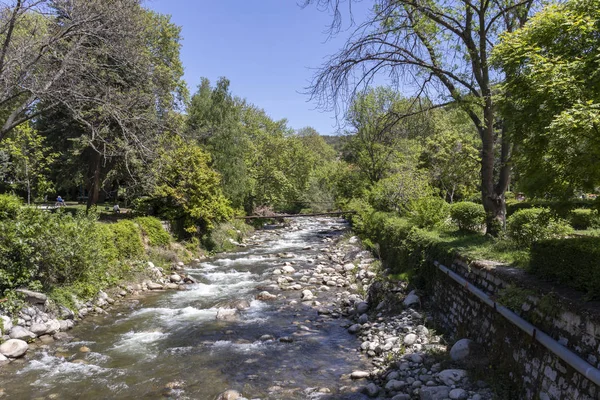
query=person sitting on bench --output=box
[113,204,121,213]
[55,195,66,207]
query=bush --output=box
[408,197,449,229]
[134,216,172,247]
[506,199,596,217]
[507,208,573,248]
[568,209,600,230]
[530,237,600,297]
[0,193,22,220]
[450,202,486,232]
[0,209,109,291]
[203,219,254,252]
[105,220,144,260]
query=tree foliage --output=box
[494,0,600,197]
[152,136,233,235]
[304,0,538,234]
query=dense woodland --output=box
[1,0,600,304]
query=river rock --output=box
[170,274,182,283]
[449,388,468,400]
[420,386,450,400]
[301,290,314,300]
[15,289,47,306]
[216,299,251,311]
[0,353,8,364]
[356,301,369,314]
[282,265,296,273]
[437,369,467,386]
[216,309,237,321]
[403,290,420,308]
[450,338,474,362]
[348,324,361,334]
[216,390,241,400]
[59,306,75,320]
[363,382,380,397]
[45,319,61,335]
[385,379,407,391]
[404,333,417,345]
[351,370,370,379]
[358,313,369,324]
[0,339,28,358]
[29,323,48,336]
[256,291,277,301]
[9,326,36,341]
[147,282,163,290]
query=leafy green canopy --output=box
[494,0,600,197]
[152,136,233,235]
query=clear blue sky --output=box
[145,0,371,135]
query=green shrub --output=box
[0,209,110,291]
[0,193,22,220]
[506,199,596,217]
[450,202,486,232]
[568,209,600,230]
[408,197,449,229]
[134,216,172,247]
[203,219,254,253]
[530,237,600,298]
[106,220,144,260]
[507,208,573,248]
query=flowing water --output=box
[0,218,371,399]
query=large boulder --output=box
[45,319,61,335]
[0,339,28,358]
[29,323,48,336]
[355,301,369,314]
[146,282,164,290]
[403,290,420,308]
[15,289,47,305]
[9,326,36,341]
[450,338,474,362]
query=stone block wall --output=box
[428,258,600,400]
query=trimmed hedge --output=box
[530,237,600,297]
[348,207,455,289]
[568,209,600,230]
[450,202,485,232]
[506,208,573,248]
[506,199,596,217]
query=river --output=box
[0,218,374,399]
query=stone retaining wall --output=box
[429,258,600,400]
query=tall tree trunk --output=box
[480,105,511,236]
[86,151,102,211]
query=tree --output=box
[152,136,233,235]
[30,7,187,208]
[304,0,537,234]
[343,87,433,186]
[493,0,600,197]
[420,108,480,203]
[0,123,57,204]
[0,0,154,140]
[187,78,251,209]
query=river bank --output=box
[0,218,493,399]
